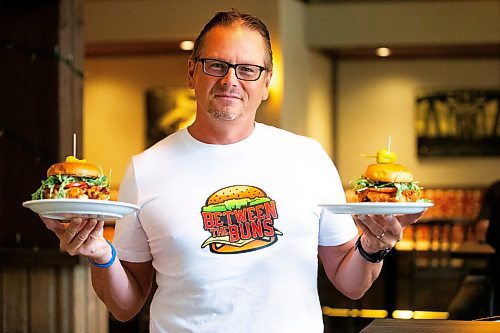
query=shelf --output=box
[0,247,84,266]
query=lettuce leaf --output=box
[351,176,422,200]
[31,174,109,200]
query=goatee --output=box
[208,105,239,120]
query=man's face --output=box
[188,25,272,123]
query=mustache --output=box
[212,88,243,99]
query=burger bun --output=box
[207,185,265,205]
[47,162,101,178]
[364,163,414,183]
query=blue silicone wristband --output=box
[89,240,116,268]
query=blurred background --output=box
[1,0,499,332]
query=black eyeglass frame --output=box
[196,58,268,81]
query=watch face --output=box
[377,247,392,259]
[356,236,393,263]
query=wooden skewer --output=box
[73,133,77,158]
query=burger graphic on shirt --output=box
[200,185,282,254]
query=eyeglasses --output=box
[196,58,267,81]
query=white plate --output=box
[22,199,140,222]
[319,202,433,215]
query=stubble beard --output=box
[208,107,238,120]
[207,101,243,121]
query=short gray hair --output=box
[191,9,273,70]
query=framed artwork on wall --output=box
[145,87,196,148]
[415,88,500,157]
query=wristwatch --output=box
[355,235,392,263]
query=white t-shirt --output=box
[114,123,358,333]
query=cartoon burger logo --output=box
[201,185,282,254]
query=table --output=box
[450,242,497,317]
[389,241,496,315]
[360,319,500,333]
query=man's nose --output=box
[220,67,238,85]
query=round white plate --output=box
[22,199,140,222]
[319,202,433,215]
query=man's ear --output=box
[187,58,196,89]
[262,70,273,101]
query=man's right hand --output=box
[40,217,111,262]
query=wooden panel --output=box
[0,267,3,332]
[1,1,105,330]
[0,248,81,267]
[360,318,500,333]
[1,267,28,333]
[72,265,88,332]
[0,0,60,249]
[57,267,73,333]
[86,268,108,333]
[1,0,84,247]
[1,264,108,333]
[85,40,190,57]
[71,264,109,333]
[58,0,84,160]
[323,44,500,60]
[30,267,57,333]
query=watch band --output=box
[355,235,392,263]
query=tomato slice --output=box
[64,182,89,189]
[368,187,397,193]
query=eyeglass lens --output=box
[202,59,263,81]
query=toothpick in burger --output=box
[31,156,111,200]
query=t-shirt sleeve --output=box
[312,144,358,246]
[113,160,153,262]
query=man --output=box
[478,180,500,315]
[42,10,423,332]
[448,180,500,319]
[478,180,500,254]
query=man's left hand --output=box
[352,212,424,253]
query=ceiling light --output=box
[179,40,194,51]
[375,47,391,57]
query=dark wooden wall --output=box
[1,2,107,332]
[1,254,108,333]
[0,1,83,248]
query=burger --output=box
[31,157,110,200]
[200,185,282,254]
[353,150,422,203]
